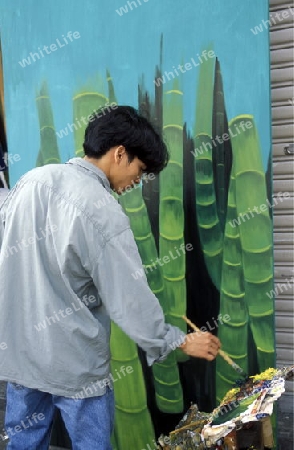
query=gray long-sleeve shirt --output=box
[0,158,185,398]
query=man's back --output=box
[0,158,129,397]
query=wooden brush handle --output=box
[182,315,243,373]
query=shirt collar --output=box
[66,158,112,193]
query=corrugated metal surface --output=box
[270,0,294,413]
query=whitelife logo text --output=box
[18,31,81,68]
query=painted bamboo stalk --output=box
[106,70,116,107]
[120,188,184,413]
[138,76,152,121]
[212,58,232,232]
[193,51,223,290]
[153,34,163,135]
[229,115,275,371]
[35,149,44,167]
[35,82,61,166]
[139,76,161,253]
[110,430,118,450]
[160,79,187,362]
[215,169,249,401]
[73,77,108,157]
[140,36,164,253]
[106,74,157,443]
[110,322,155,449]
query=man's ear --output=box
[114,145,126,164]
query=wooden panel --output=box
[271,85,293,103]
[276,314,294,328]
[273,179,294,194]
[271,48,294,67]
[273,160,294,176]
[272,123,293,139]
[273,214,294,229]
[276,348,294,364]
[269,6,294,29]
[275,298,294,312]
[274,231,294,244]
[275,330,293,345]
[272,105,294,121]
[271,193,293,208]
[274,265,294,280]
[272,196,294,212]
[271,66,294,86]
[273,142,294,157]
[274,249,294,263]
[270,12,294,26]
[270,0,293,8]
[270,27,294,47]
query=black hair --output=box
[83,105,169,174]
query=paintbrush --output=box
[182,315,248,380]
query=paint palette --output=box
[158,366,293,449]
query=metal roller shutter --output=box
[270,0,294,413]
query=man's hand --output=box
[179,331,221,361]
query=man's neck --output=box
[83,156,110,179]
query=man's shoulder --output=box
[13,162,130,238]
[17,163,67,189]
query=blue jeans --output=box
[4,382,115,450]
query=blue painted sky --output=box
[0,0,270,185]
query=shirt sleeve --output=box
[90,227,186,365]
